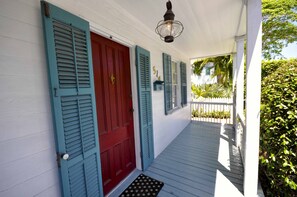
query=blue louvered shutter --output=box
[180,62,187,107]
[163,53,172,115]
[135,46,154,171]
[41,2,103,196]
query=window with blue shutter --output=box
[180,62,187,107]
[206,67,211,75]
[163,53,173,115]
[136,46,154,171]
[41,1,103,196]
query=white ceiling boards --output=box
[111,0,246,59]
[60,0,246,59]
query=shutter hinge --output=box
[140,152,142,158]
[53,87,58,97]
[56,152,61,168]
[43,2,50,17]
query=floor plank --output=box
[108,121,244,197]
[148,122,244,196]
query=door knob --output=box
[61,153,69,160]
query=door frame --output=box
[90,26,143,172]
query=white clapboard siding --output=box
[34,185,62,197]
[0,169,59,197]
[0,113,52,142]
[0,17,42,44]
[0,37,44,60]
[0,148,57,191]
[0,0,191,196]
[0,131,54,165]
[0,0,42,27]
[0,0,60,196]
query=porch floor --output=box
[109,121,244,197]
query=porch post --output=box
[235,36,245,147]
[232,53,237,91]
[232,53,237,127]
[244,0,262,196]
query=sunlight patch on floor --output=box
[214,123,243,197]
[214,170,244,197]
[218,123,231,170]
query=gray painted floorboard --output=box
[108,121,244,197]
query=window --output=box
[180,62,187,106]
[206,67,211,75]
[171,61,178,109]
[163,53,187,114]
[163,53,173,114]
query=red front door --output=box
[91,33,136,195]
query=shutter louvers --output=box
[41,1,103,196]
[136,46,154,171]
[163,53,172,115]
[180,62,187,107]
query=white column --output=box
[232,53,237,91]
[244,0,262,196]
[235,36,245,147]
[235,36,245,117]
[232,53,237,126]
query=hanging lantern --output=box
[155,0,184,43]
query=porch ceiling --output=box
[112,0,246,59]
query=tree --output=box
[192,55,233,87]
[262,0,297,59]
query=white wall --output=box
[191,62,217,86]
[0,0,60,196]
[0,0,191,196]
[149,53,191,157]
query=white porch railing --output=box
[236,113,246,164]
[191,98,234,124]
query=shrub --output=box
[261,59,288,79]
[260,59,297,196]
[191,84,232,98]
[192,108,230,119]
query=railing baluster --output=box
[190,100,234,125]
[221,104,223,123]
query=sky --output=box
[282,42,297,59]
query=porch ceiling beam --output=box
[244,0,262,196]
[232,0,246,53]
[190,52,233,61]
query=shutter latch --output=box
[56,153,69,168]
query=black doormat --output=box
[119,174,164,197]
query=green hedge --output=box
[192,108,230,119]
[260,59,297,196]
[261,59,289,78]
